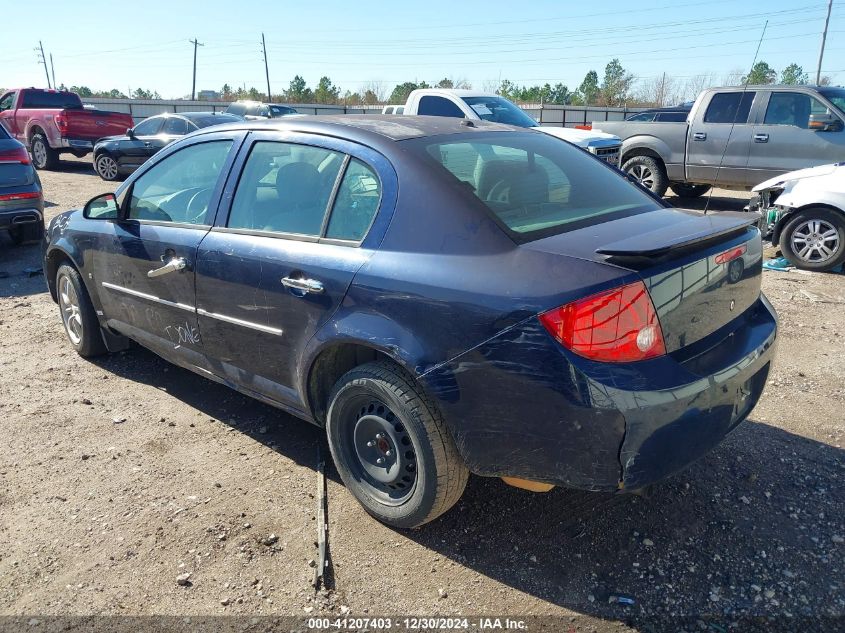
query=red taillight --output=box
[0,191,41,201]
[575,124,593,130]
[54,113,68,134]
[0,145,31,165]
[714,244,747,265]
[539,281,666,363]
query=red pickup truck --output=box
[0,88,134,170]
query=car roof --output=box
[199,114,521,142]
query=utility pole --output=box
[261,33,271,102]
[36,41,51,88]
[659,72,666,106]
[816,0,833,85]
[50,54,56,90]
[189,38,204,100]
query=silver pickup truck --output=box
[598,85,845,198]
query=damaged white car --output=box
[748,162,845,272]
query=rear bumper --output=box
[59,138,94,151]
[0,207,43,229]
[421,295,777,491]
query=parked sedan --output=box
[44,116,777,528]
[92,112,241,181]
[0,124,44,245]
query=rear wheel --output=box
[779,208,845,272]
[670,183,711,198]
[95,153,120,181]
[622,155,668,197]
[8,222,44,245]
[326,361,468,528]
[30,132,58,170]
[56,264,108,357]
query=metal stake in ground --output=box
[313,453,328,589]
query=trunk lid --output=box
[526,208,763,353]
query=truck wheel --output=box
[779,208,845,272]
[8,222,44,245]
[670,183,711,198]
[55,264,108,357]
[31,132,58,170]
[623,156,668,197]
[95,154,120,181]
[326,361,468,528]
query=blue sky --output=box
[2,0,843,99]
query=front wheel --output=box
[669,183,711,198]
[622,155,668,197]
[55,264,108,357]
[95,153,120,181]
[779,208,845,272]
[326,361,468,528]
[30,133,59,170]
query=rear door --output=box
[194,131,393,409]
[686,90,756,187]
[117,116,164,171]
[747,90,845,185]
[94,133,242,368]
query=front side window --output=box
[228,141,343,236]
[128,140,232,224]
[415,132,660,240]
[325,159,381,241]
[417,96,466,118]
[133,117,163,136]
[703,92,755,124]
[226,103,246,116]
[764,92,829,128]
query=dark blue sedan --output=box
[43,116,777,527]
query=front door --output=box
[94,136,238,369]
[747,90,845,185]
[195,134,386,409]
[686,90,756,187]
[117,116,165,172]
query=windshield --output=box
[820,88,845,116]
[189,113,242,128]
[461,97,539,128]
[412,132,660,241]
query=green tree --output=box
[220,83,234,100]
[600,59,634,107]
[247,87,262,100]
[497,79,517,100]
[314,76,340,104]
[286,75,310,102]
[388,82,419,104]
[578,70,600,105]
[363,89,380,105]
[70,85,93,97]
[780,63,808,85]
[743,61,777,85]
[436,78,454,89]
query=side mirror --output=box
[809,113,843,132]
[126,127,136,139]
[83,193,119,220]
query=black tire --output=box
[326,361,468,528]
[30,132,59,170]
[94,153,120,181]
[55,264,108,357]
[8,222,44,245]
[669,183,711,198]
[779,207,845,272]
[622,155,669,197]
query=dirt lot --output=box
[1,157,843,631]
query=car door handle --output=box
[148,257,187,278]
[754,133,769,143]
[692,132,707,141]
[281,276,324,294]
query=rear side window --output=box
[325,159,381,241]
[226,103,246,115]
[20,90,83,109]
[656,111,688,122]
[764,92,829,128]
[703,92,755,124]
[228,141,343,236]
[162,117,189,135]
[419,132,659,240]
[417,96,465,118]
[627,112,655,122]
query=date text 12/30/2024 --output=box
[306,617,528,630]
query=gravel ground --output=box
[0,157,843,631]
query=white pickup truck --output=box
[399,89,622,167]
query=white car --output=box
[750,162,845,271]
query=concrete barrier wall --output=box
[82,98,647,126]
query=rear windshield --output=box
[461,97,538,128]
[413,132,660,241]
[188,113,241,128]
[21,91,83,109]
[269,105,296,116]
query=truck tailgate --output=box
[64,110,133,142]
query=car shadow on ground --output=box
[0,241,46,298]
[89,348,843,629]
[51,158,96,175]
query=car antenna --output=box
[704,20,768,215]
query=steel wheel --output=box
[344,397,418,505]
[58,273,83,345]
[96,154,119,180]
[790,219,840,264]
[629,164,654,190]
